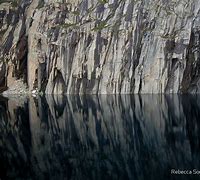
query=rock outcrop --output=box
[0,0,200,94]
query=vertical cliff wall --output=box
[0,0,200,94]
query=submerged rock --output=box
[0,0,200,94]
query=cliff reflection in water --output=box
[0,95,200,180]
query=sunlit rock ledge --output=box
[0,0,200,94]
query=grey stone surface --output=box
[0,0,200,94]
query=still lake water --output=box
[0,95,200,180]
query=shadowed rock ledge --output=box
[0,0,200,94]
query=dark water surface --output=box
[0,95,200,180]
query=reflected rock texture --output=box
[0,95,200,180]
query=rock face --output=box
[0,0,200,94]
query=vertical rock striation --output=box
[0,0,200,94]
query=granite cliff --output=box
[0,0,200,94]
